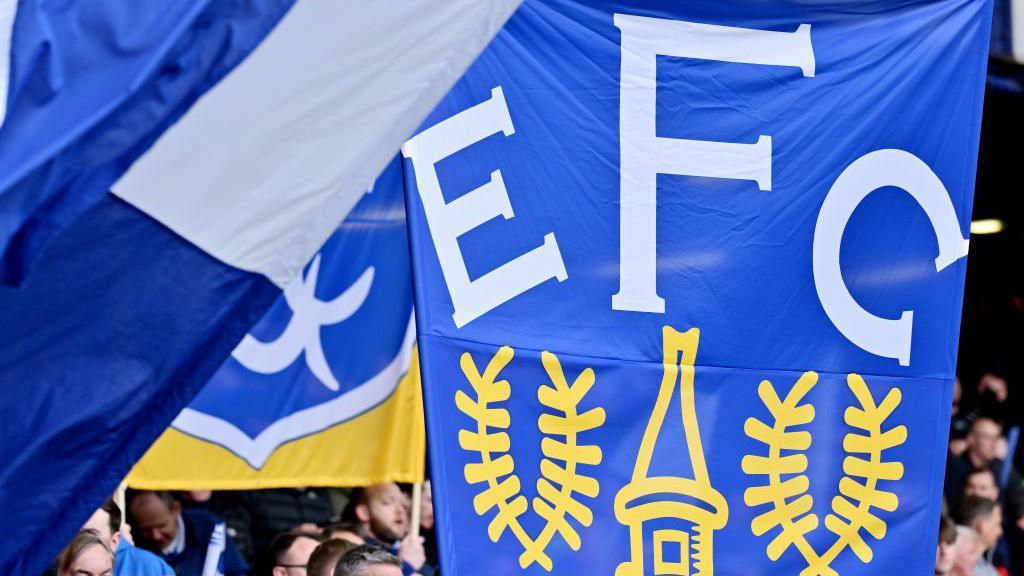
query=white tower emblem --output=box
[232,254,375,391]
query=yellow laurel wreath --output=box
[455,346,605,571]
[742,372,907,576]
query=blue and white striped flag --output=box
[0,0,520,573]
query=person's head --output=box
[951,526,980,576]
[307,539,358,576]
[966,417,1001,465]
[349,484,408,542]
[265,532,322,576]
[935,515,957,576]
[955,496,1002,551]
[964,468,1000,501]
[127,490,181,551]
[419,481,434,531]
[82,500,122,554]
[332,545,402,576]
[322,522,365,546]
[57,530,114,576]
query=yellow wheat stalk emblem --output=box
[742,372,907,576]
[455,346,605,571]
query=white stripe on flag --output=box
[0,0,18,130]
[112,0,521,287]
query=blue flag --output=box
[403,1,990,575]
[127,158,426,489]
[0,0,295,284]
[0,1,519,572]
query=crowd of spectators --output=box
[938,373,1024,576]
[49,482,436,576]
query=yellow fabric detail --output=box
[126,350,425,490]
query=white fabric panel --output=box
[0,0,18,129]
[112,0,521,287]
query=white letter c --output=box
[812,149,969,366]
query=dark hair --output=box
[956,495,999,527]
[308,539,358,576]
[257,532,323,576]
[341,489,367,523]
[100,499,122,534]
[126,489,178,510]
[57,530,113,576]
[322,521,361,537]
[333,544,400,576]
[966,467,997,484]
[938,514,957,545]
[970,416,1003,433]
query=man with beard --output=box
[344,484,430,576]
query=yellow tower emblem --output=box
[615,326,728,576]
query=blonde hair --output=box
[57,530,114,575]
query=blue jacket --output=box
[115,542,174,576]
[157,509,248,576]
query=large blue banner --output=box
[403,1,990,575]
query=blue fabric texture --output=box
[177,158,414,466]
[0,1,296,571]
[0,0,296,284]
[990,0,1013,59]
[0,197,278,574]
[402,1,991,575]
